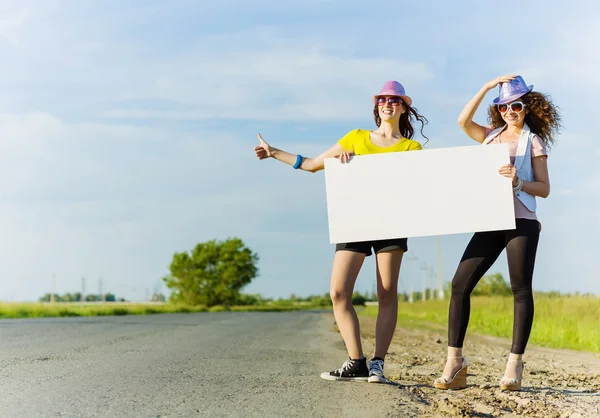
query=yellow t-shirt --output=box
[338,128,422,155]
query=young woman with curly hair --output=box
[433,75,562,391]
[254,80,428,383]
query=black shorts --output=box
[335,238,408,257]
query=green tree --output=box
[39,293,60,302]
[150,292,166,302]
[351,292,367,306]
[473,273,512,296]
[63,293,80,302]
[442,273,512,297]
[163,238,259,307]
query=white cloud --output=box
[1,1,600,301]
[515,14,600,105]
[0,6,435,122]
[0,107,339,300]
[110,34,432,121]
[0,5,32,47]
[509,15,600,295]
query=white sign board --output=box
[324,144,515,244]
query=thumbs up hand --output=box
[254,133,273,160]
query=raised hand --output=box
[485,74,518,90]
[498,164,518,186]
[335,151,355,163]
[254,133,273,160]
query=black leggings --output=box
[448,219,540,354]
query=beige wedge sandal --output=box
[434,356,468,390]
[499,359,524,391]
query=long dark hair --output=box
[487,92,562,150]
[373,102,429,144]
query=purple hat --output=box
[493,75,533,104]
[373,80,412,106]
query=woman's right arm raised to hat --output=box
[254,134,352,173]
[458,74,517,143]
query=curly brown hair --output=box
[487,92,562,149]
[373,102,429,144]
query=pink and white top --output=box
[484,127,548,221]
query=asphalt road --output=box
[0,312,410,417]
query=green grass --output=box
[229,304,330,312]
[361,295,600,353]
[0,302,211,318]
[0,302,331,319]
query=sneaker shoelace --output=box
[370,360,384,376]
[335,360,354,375]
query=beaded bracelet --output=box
[513,177,524,192]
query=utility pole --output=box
[436,236,444,299]
[397,276,406,301]
[81,276,86,304]
[98,277,105,303]
[51,273,56,304]
[430,266,435,301]
[405,255,418,303]
[421,262,428,302]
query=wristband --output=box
[293,154,303,169]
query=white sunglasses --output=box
[497,101,526,113]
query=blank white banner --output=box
[324,144,515,244]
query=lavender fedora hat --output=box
[373,80,412,106]
[493,75,533,104]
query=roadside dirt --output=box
[354,315,600,417]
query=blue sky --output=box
[1,0,598,301]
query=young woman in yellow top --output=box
[254,80,428,383]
